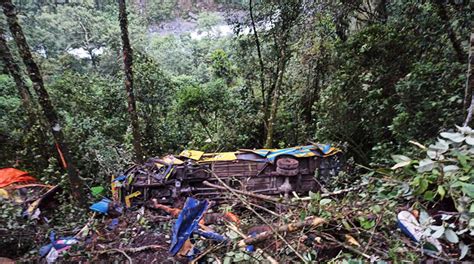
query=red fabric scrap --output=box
[0,168,37,188]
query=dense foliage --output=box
[0,0,470,191]
[0,0,472,261]
[1,0,471,176]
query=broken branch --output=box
[226,222,279,264]
[237,217,325,247]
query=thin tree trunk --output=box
[0,24,51,161]
[118,0,144,163]
[433,1,465,64]
[0,26,35,125]
[463,32,474,127]
[264,47,288,148]
[2,0,85,205]
[302,61,319,125]
[249,0,266,110]
[376,0,388,22]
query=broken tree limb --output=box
[237,216,325,247]
[297,182,370,201]
[202,180,282,204]
[97,245,166,254]
[226,222,279,264]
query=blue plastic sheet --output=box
[39,231,78,257]
[90,198,111,214]
[113,175,127,182]
[249,144,334,162]
[169,197,209,256]
[193,229,227,242]
[107,218,119,230]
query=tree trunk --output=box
[0,26,36,126]
[2,0,85,205]
[463,32,474,127]
[376,0,388,22]
[249,0,266,111]
[118,0,144,163]
[0,24,51,162]
[302,60,319,125]
[264,47,288,148]
[433,0,465,64]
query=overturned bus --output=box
[113,144,344,206]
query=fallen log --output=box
[237,216,325,247]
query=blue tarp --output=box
[249,144,334,162]
[169,197,228,256]
[169,197,209,256]
[90,198,111,214]
[39,231,78,257]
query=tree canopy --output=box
[0,0,472,262]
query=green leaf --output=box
[371,204,381,213]
[427,150,439,159]
[459,176,470,181]
[419,210,430,225]
[440,132,465,143]
[428,139,449,153]
[461,183,474,198]
[309,191,320,201]
[300,210,307,221]
[431,225,445,238]
[223,256,232,264]
[444,228,459,243]
[457,154,469,169]
[465,136,474,145]
[391,160,411,170]
[456,125,472,134]
[437,185,446,199]
[417,159,435,173]
[459,242,469,260]
[358,217,375,230]
[416,178,429,194]
[391,155,411,163]
[443,165,459,173]
[319,198,332,206]
[91,186,105,197]
[423,190,435,201]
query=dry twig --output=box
[95,245,167,264]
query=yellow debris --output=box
[125,191,141,208]
[179,150,204,160]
